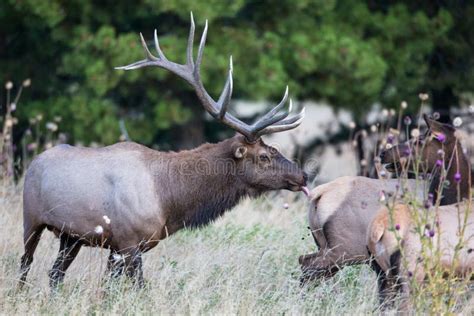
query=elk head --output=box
[117,13,309,195]
[380,114,466,176]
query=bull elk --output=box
[299,116,471,297]
[19,15,308,288]
[367,203,474,311]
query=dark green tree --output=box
[0,0,471,147]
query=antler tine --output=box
[140,33,158,61]
[250,86,290,131]
[195,19,208,75]
[186,12,195,67]
[217,56,233,119]
[256,102,305,137]
[154,29,168,61]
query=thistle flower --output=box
[403,147,411,157]
[103,215,111,224]
[411,128,420,138]
[401,101,408,109]
[436,160,443,167]
[395,224,401,230]
[387,134,394,144]
[426,229,435,238]
[454,172,461,183]
[418,93,429,101]
[423,199,431,209]
[403,116,412,126]
[436,133,446,143]
[94,225,104,234]
[46,122,58,132]
[453,117,462,127]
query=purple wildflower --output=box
[423,199,431,209]
[408,271,413,277]
[428,193,434,203]
[436,133,446,143]
[395,224,401,230]
[428,230,435,238]
[436,160,443,167]
[403,147,411,157]
[454,172,461,183]
[387,134,394,144]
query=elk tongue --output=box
[301,186,310,197]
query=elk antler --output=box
[116,13,305,143]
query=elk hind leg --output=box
[19,224,46,288]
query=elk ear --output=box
[424,114,455,136]
[234,146,248,159]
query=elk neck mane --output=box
[150,137,261,230]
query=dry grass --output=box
[0,186,379,315]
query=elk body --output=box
[20,15,308,288]
[367,203,474,311]
[299,117,470,288]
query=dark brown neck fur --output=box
[429,142,471,205]
[153,138,261,233]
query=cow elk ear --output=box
[234,146,248,159]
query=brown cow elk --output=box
[299,116,470,296]
[367,203,474,311]
[19,15,307,289]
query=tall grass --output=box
[0,190,380,314]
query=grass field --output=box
[0,185,385,315]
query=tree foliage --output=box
[1,0,472,147]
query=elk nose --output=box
[379,150,386,162]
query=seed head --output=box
[452,117,462,127]
[22,79,31,87]
[411,128,420,138]
[283,203,289,210]
[5,81,13,90]
[370,125,377,133]
[94,225,104,234]
[348,121,356,129]
[46,122,58,132]
[418,93,429,101]
[401,101,408,109]
[103,215,111,224]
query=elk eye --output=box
[259,154,270,162]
